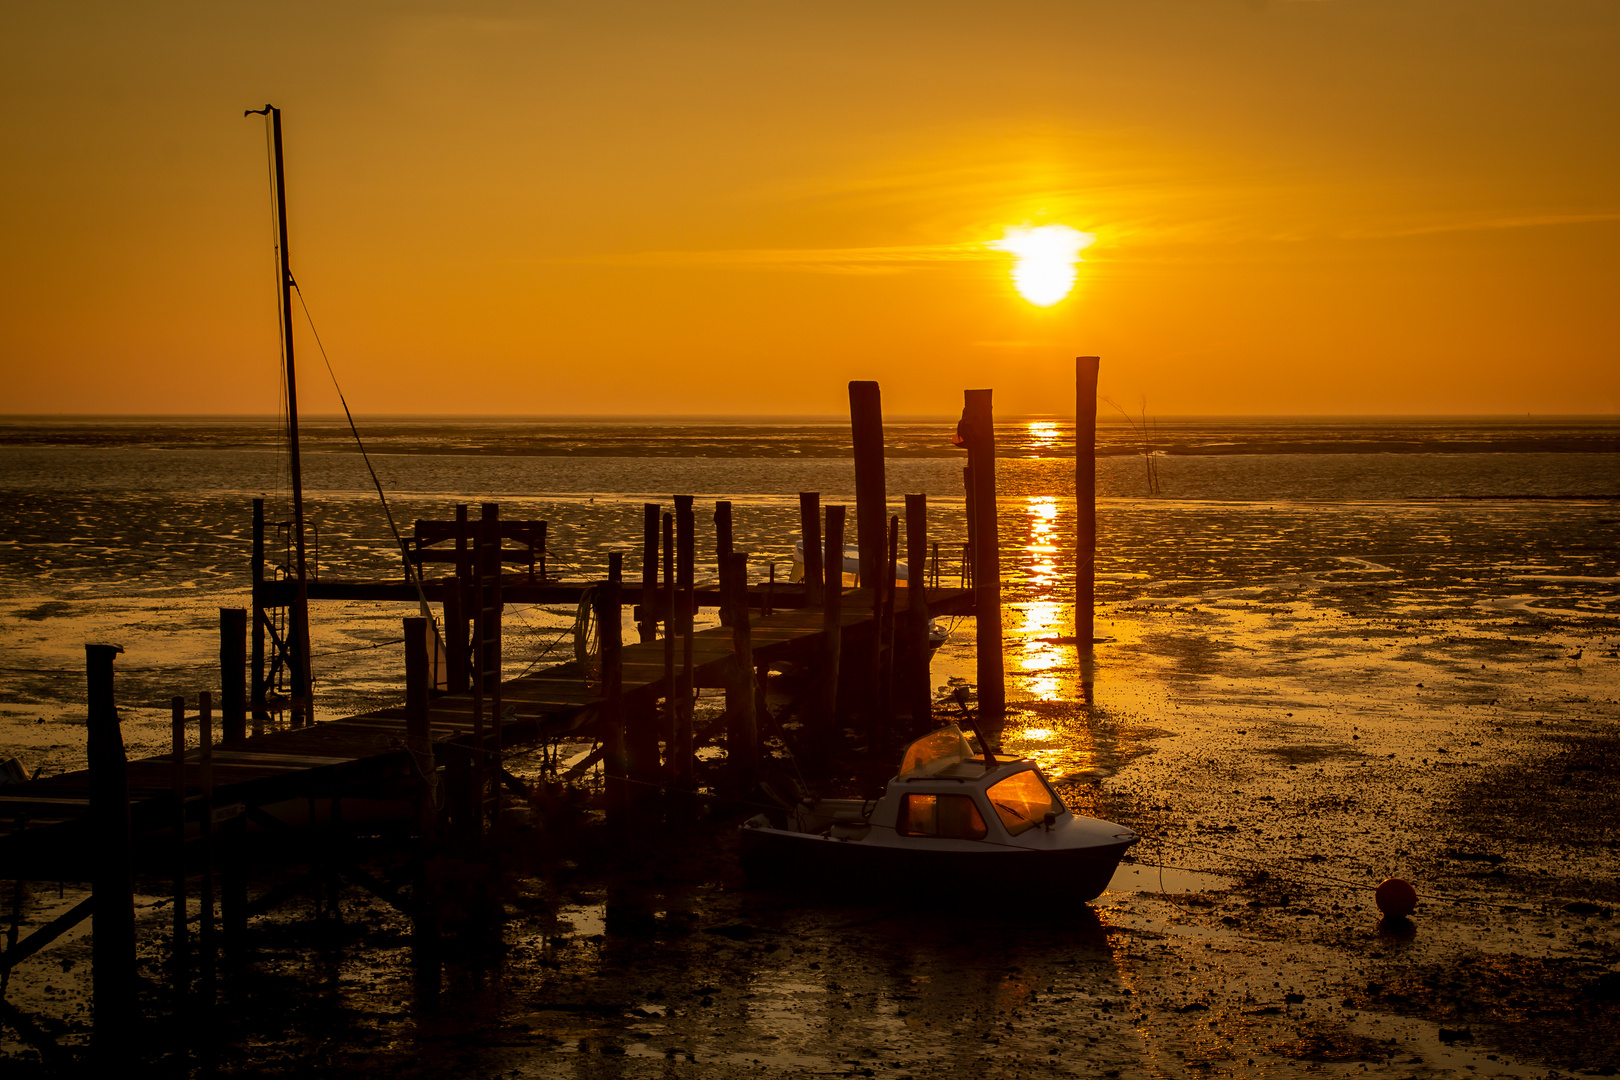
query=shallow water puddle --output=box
[1103,862,1234,895]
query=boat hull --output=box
[739,822,1133,901]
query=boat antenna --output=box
[951,686,999,766]
[246,104,314,726]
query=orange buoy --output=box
[1376,877,1417,917]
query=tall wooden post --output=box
[170,696,188,983]
[1076,356,1099,651]
[442,575,467,694]
[600,554,628,826]
[250,498,267,734]
[86,643,133,1043]
[848,381,887,590]
[404,617,440,835]
[639,503,660,644]
[724,552,758,793]
[964,389,1005,718]
[481,503,503,773]
[220,608,247,742]
[799,492,823,606]
[197,691,215,988]
[904,494,933,731]
[816,505,846,764]
[662,512,677,772]
[715,501,733,625]
[675,497,696,793]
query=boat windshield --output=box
[987,769,1063,836]
[897,724,977,778]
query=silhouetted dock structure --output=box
[0,379,1025,1063]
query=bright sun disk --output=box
[989,224,1095,306]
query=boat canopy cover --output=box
[897,724,977,778]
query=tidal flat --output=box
[2,494,1617,1077]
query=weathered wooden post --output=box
[198,691,215,989]
[816,505,846,765]
[170,695,188,984]
[848,381,887,590]
[250,498,267,734]
[963,389,1006,718]
[639,503,660,644]
[404,617,440,835]
[662,512,677,773]
[961,466,975,589]
[1076,356,1100,665]
[675,496,696,793]
[600,553,629,826]
[799,492,823,606]
[904,494,933,731]
[86,643,133,1044]
[724,552,759,793]
[877,515,899,745]
[715,500,734,626]
[442,574,467,694]
[220,608,247,742]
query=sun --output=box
[988,224,1096,307]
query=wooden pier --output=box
[0,378,1022,1061]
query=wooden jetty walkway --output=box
[0,584,972,881]
[0,379,1025,1060]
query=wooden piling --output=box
[600,553,628,826]
[662,512,676,771]
[170,695,187,981]
[962,466,976,589]
[877,515,899,745]
[817,505,846,762]
[250,498,266,734]
[403,617,439,835]
[198,691,215,986]
[724,552,758,792]
[86,643,133,1042]
[675,496,696,791]
[639,503,660,644]
[904,494,933,731]
[1076,356,1100,653]
[799,492,823,606]
[715,501,733,626]
[963,389,1006,718]
[220,608,247,742]
[848,381,887,590]
[442,576,467,694]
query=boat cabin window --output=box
[897,794,987,840]
[987,769,1063,836]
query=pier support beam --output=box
[86,643,134,1047]
[815,505,845,768]
[1076,356,1100,667]
[220,608,247,742]
[904,494,932,734]
[799,492,823,607]
[963,389,1006,719]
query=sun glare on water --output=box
[989,225,1095,307]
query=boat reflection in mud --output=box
[740,725,1138,899]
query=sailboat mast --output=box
[256,104,314,725]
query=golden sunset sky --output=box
[3,2,1617,416]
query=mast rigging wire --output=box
[289,282,449,675]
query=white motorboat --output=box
[739,725,1138,899]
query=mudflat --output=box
[3,497,1616,1077]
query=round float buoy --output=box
[1376,877,1417,917]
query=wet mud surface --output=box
[4,495,1619,1077]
